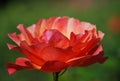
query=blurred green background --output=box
[0,0,120,81]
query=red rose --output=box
[7,16,107,75]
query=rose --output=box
[7,16,107,75]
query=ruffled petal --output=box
[41,61,68,72]
[70,31,101,56]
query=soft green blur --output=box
[0,0,120,81]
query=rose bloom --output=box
[7,16,107,75]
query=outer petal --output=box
[35,19,46,37]
[41,61,68,72]
[97,31,104,40]
[48,17,68,37]
[67,45,107,66]
[18,42,45,66]
[8,33,21,45]
[81,51,107,66]
[7,57,34,75]
[80,45,107,66]
[66,55,91,66]
[80,22,96,32]
[27,24,36,38]
[7,43,18,50]
[17,24,34,45]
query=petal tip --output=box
[7,43,17,50]
[7,63,17,75]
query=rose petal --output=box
[41,61,68,72]
[18,42,45,66]
[66,55,91,66]
[80,22,96,32]
[7,57,34,75]
[40,29,69,49]
[8,33,21,45]
[79,51,107,66]
[17,24,34,45]
[27,24,36,38]
[67,45,107,67]
[35,19,46,37]
[97,31,104,40]
[7,43,18,50]
[49,17,68,36]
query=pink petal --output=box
[7,63,22,75]
[35,19,46,37]
[27,24,36,38]
[80,22,96,32]
[40,29,69,49]
[45,17,58,29]
[8,33,21,45]
[49,17,68,36]
[7,43,18,50]
[17,24,34,45]
[97,31,104,40]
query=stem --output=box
[58,69,67,76]
[53,72,59,81]
[52,69,67,81]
